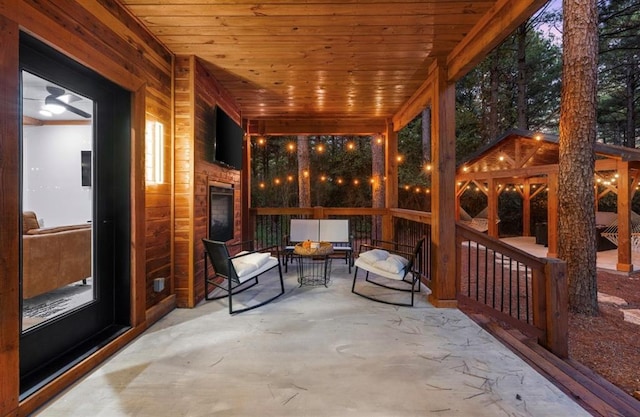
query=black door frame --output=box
[19,33,132,398]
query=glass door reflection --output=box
[21,71,95,331]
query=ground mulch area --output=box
[569,271,640,398]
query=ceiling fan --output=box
[44,86,91,118]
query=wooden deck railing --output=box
[249,207,567,357]
[456,222,568,357]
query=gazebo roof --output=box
[457,128,640,180]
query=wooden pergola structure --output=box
[456,129,640,272]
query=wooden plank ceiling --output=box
[120,0,532,130]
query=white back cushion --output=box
[290,219,320,242]
[319,219,349,242]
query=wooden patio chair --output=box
[351,236,425,307]
[203,239,285,314]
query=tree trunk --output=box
[558,0,599,316]
[422,107,431,162]
[626,65,636,148]
[372,134,385,240]
[488,52,500,141]
[517,22,528,130]
[297,135,311,207]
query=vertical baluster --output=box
[467,240,472,297]
[484,243,488,304]
[492,248,496,308]
[500,253,505,314]
[509,258,513,317]
[516,261,521,320]
[524,266,531,324]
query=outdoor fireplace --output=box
[209,183,234,242]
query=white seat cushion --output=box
[240,252,271,269]
[358,249,389,265]
[232,252,277,283]
[355,250,410,281]
[232,260,257,279]
[373,254,409,274]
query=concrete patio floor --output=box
[34,261,589,417]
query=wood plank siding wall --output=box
[174,57,242,308]
[0,1,175,414]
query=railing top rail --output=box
[251,207,387,216]
[390,208,432,224]
[250,207,315,215]
[456,222,547,270]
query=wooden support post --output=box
[428,64,457,308]
[544,259,568,358]
[383,121,398,242]
[241,132,252,241]
[0,14,20,416]
[488,178,498,238]
[523,179,531,236]
[547,172,558,258]
[616,161,632,272]
[131,86,147,327]
[531,267,546,343]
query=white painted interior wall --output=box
[23,124,93,227]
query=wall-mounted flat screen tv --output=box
[204,105,243,170]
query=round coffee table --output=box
[293,243,333,287]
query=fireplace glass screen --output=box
[209,185,234,242]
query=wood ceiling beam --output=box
[456,164,558,181]
[447,0,548,82]
[391,59,437,131]
[595,159,619,171]
[247,118,387,136]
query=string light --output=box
[396,155,404,163]
[347,142,355,150]
[425,163,432,171]
[376,137,383,145]
[287,143,295,152]
[316,144,325,153]
[256,170,435,195]
[257,136,266,146]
